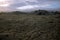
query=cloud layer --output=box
[0,0,60,12]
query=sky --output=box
[0,0,60,12]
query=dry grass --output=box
[0,13,60,40]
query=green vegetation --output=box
[0,11,60,40]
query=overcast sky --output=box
[0,0,60,12]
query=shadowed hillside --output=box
[0,11,60,40]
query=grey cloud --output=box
[0,0,60,11]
